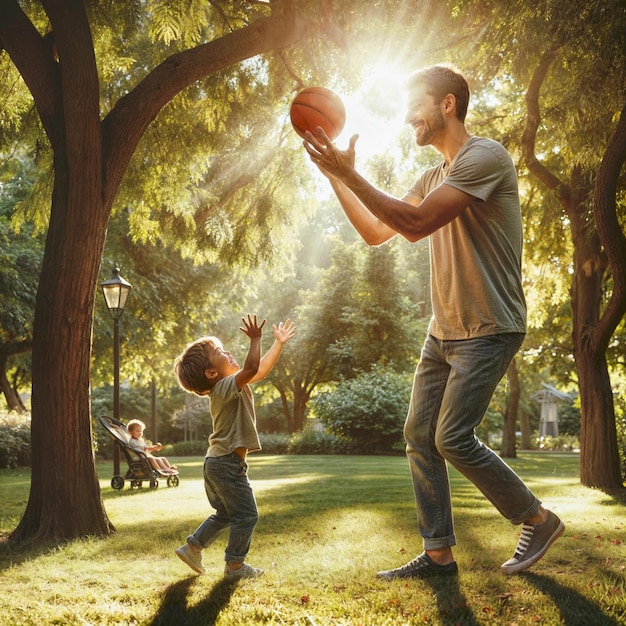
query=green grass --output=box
[0,453,625,625]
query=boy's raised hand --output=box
[240,314,266,339]
[273,319,296,344]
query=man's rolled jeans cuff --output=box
[423,536,456,551]
[186,535,203,550]
[509,502,541,526]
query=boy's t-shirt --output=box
[403,135,527,340]
[206,374,261,457]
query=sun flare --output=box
[338,62,412,162]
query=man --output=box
[303,65,563,579]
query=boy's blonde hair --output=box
[173,336,221,396]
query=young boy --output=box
[127,419,178,475]
[173,315,295,579]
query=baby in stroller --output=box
[127,419,178,475]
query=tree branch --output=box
[101,8,323,207]
[593,100,626,353]
[0,0,62,144]
[521,44,570,204]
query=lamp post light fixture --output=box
[101,267,132,477]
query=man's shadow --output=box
[149,576,239,626]
[523,572,623,626]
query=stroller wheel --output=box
[111,475,125,490]
[149,476,159,489]
[167,474,180,488]
[130,480,142,489]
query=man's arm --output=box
[329,178,398,245]
[304,130,473,242]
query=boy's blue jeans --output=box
[404,333,540,551]
[187,453,258,563]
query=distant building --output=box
[531,383,576,438]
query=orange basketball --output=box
[290,87,346,141]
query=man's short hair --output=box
[406,65,470,122]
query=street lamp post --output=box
[101,267,132,477]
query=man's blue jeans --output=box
[404,333,540,551]
[187,453,258,563]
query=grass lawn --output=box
[0,452,625,625]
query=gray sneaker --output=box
[176,544,205,574]
[501,510,564,575]
[224,562,264,579]
[376,552,458,580]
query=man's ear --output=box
[443,93,456,114]
[205,368,218,381]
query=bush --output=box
[164,440,208,456]
[287,428,352,455]
[0,410,32,468]
[259,433,291,454]
[312,365,411,454]
[535,435,580,451]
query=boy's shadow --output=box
[149,576,239,626]
[422,576,480,625]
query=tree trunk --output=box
[500,358,520,458]
[11,157,115,540]
[519,410,533,450]
[279,380,309,433]
[523,47,624,491]
[571,217,622,489]
[1,355,23,412]
[577,347,621,488]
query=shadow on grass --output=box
[523,572,622,626]
[421,575,480,626]
[149,576,239,626]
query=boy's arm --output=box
[249,319,296,383]
[234,315,265,390]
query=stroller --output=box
[98,415,180,490]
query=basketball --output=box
[290,87,346,141]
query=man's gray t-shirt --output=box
[404,136,527,340]
[206,375,261,457]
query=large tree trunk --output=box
[13,177,114,541]
[7,0,114,542]
[570,206,622,489]
[523,47,624,491]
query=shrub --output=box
[165,440,208,456]
[0,410,32,468]
[311,365,411,454]
[287,428,351,455]
[259,433,291,454]
[535,435,580,451]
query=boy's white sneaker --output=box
[224,562,264,579]
[176,544,205,574]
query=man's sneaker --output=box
[501,510,564,575]
[224,562,264,579]
[376,552,458,580]
[175,544,205,574]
